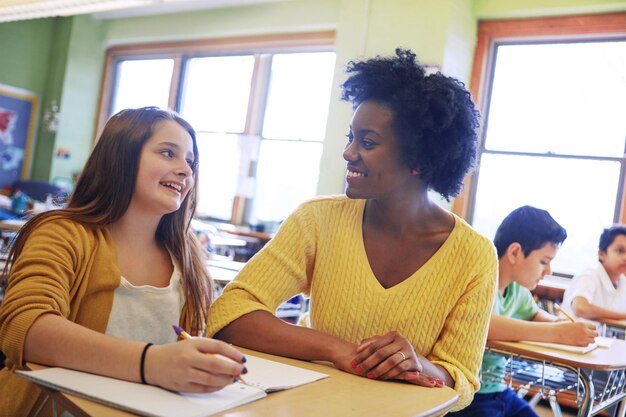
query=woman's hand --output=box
[144,338,246,393]
[351,331,443,387]
[554,322,598,346]
[325,339,361,374]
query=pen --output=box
[172,325,248,384]
[554,303,576,323]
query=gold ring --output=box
[397,351,407,361]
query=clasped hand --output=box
[145,338,246,393]
[347,331,443,387]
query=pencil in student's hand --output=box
[171,325,248,384]
[554,303,576,323]
[172,324,193,340]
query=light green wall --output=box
[49,15,105,182]
[0,19,55,93]
[0,17,72,182]
[473,0,626,19]
[102,0,339,46]
[31,18,72,181]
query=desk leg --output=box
[616,399,626,417]
[34,385,91,417]
[573,366,593,417]
[29,394,49,417]
[549,392,564,417]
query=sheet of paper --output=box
[18,367,265,417]
[17,354,328,417]
[520,340,598,354]
[595,336,615,349]
[242,354,328,392]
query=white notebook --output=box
[519,340,598,354]
[595,336,615,349]
[17,354,328,417]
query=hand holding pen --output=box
[554,303,576,323]
[139,326,247,393]
[553,304,598,346]
[172,325,249,385]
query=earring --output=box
[411,169,419,176]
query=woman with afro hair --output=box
[207,49,497,411]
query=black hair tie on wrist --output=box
[140,343,153,385]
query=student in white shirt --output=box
[562,225,626,321]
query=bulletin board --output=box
[0,84,38,189]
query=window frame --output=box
[96,31,335,224]
[452,12,626,224]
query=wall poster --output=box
[0,84,38,189]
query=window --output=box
[457,14,626,275]
[99,32,335,226]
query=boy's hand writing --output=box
[555,322,598,346]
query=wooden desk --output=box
[487,339,626,417]
[532,275,571,303]
[0,218,26,232]
[207,259,244,285]
[29,348,458,417]
[601,318,626,330]
[598,318,626,340]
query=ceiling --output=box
[0,0,288,23]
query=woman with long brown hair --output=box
[0,107,245,417]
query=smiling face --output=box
[512,242,558,290]
[342,101,413,200]
[599,234,626,280]
[132,119,195,217]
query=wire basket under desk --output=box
[483,349,626,416]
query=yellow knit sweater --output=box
[207,196,497,410]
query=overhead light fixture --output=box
[0,0,156,23]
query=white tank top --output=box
[105,260,185,345]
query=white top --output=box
[105,260,185,344]
[562,263,626,321]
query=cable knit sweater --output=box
[207,196,497,410]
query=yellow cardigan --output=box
[207,196,498,410]
[0,217,121,417]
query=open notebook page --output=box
[519,340,598,354]
[241,354,328,392]
[17,354,328,417]
[18,367,264,417]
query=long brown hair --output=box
[5,107,212,335]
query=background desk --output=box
[487,339,626,417]
[602,319,626,329]
[599,318,626,340]
[30,348,458,417]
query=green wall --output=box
[0,17,71,181]
[102,0,339,45]
[473,0,626,18]
[31,18,72,180]
[49,15,105,182]
[0,19,56,93]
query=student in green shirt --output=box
[449,206,598,417]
